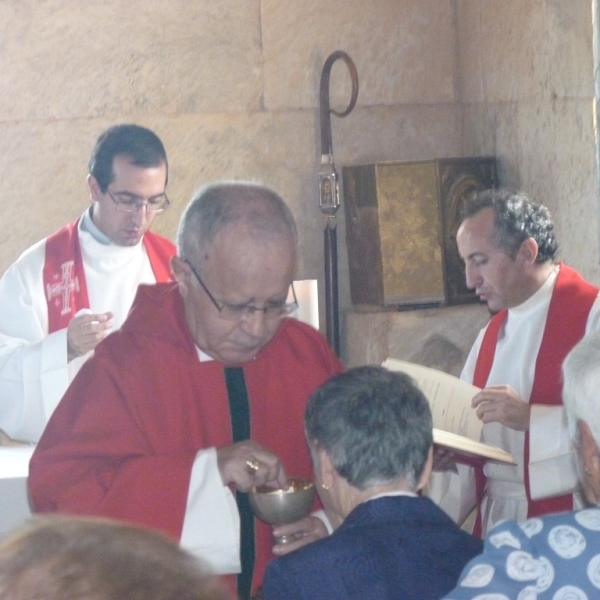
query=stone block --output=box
[344,304,490,375]
[261,0,456,109]
[546,0,594,99]
[457,0,484,103]
[479,0,548,102]
[517,98,599,282]
[461,102,520,188]
[0,0,262,121]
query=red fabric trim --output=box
[470,265,598,533]
[529,265,598,406]
[44,219,90,334]
[471,310,506,537]
[473,310,507,390]
[43,221,175,333]
[142,231,175,282]
[524,264,598,517]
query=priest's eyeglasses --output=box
[106,189,170,213]
[184,259,298,321]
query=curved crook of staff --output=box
[318,51,359,356]
[319,51,359,158]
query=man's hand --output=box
[216,440,287,492]
[67,312,114,361]
[433,446,459,472]
[472,385,531,431]
[271,515,328,556]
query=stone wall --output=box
[458,0,600,283]
[345,305,491,374]
[0,0,461,353]
[1,0,598,366]
[348,0,600,370]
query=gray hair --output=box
[176,181,297,264]
[563,332,600,446]
[460,189,558,263]
[304,366,433,491]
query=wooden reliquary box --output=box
[342,157,497,307]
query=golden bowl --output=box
[248,477,315,526]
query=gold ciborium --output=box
[248,477,315,545]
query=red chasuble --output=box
[30,283,344,594]
[43,218,176,333]
[472,264,598,535]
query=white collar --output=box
[510,264,559,317]
[80,206,112,245]
[195,346,214,362]
[364,490,418,502]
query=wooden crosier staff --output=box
[318,51,358,355]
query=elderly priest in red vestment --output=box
[29,181,344,600]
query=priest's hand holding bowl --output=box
[269,509,329,556]
[216,440,328,555]
[216,440,288,492]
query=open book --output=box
[382,358,515,464]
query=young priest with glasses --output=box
[0,124,175,443]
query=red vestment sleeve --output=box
[28,335,226,541]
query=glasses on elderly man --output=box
[184,259,298,322]
[106,189,170,213]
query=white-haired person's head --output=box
[562,332,600,506]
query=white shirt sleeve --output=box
[529,404,578,499]
[0,241,70,442]
[180,447,241,574]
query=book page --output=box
[432,429,514,464]
[382,358,482,440]
[382,358,514,465]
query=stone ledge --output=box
[344,303,491,376]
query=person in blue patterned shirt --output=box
[444,332,600,600]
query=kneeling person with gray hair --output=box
[263,366,483,600]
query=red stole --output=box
[471,264,598,535]
[43,218,175,333]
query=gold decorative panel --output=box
[342,157,497,307]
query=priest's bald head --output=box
[171,182,299,365]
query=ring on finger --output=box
[245,459,260,474]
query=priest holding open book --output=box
[430,189,600,536]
